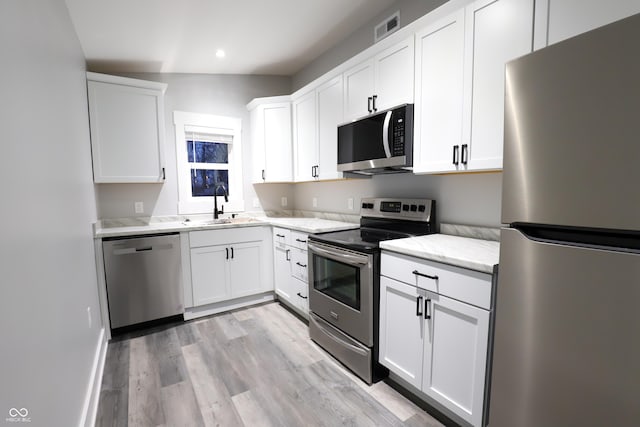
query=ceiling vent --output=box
[374,11,400,43]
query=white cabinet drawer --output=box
[290,231,309,250]
[273,227,291,249]
[291,247,308,282]
[381,251,492,310]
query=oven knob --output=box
[402,204,409,211]
[361,202,367,209]
[418,205,426,212]
[367,203,374,209]
[410,204,418,212]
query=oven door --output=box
[308,241,373,346]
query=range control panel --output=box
[360,197,434,222]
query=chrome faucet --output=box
[213,182,229,219]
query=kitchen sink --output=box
[181,217,259,227]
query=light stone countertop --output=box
[380,233,500,274]
[94,215,358,239]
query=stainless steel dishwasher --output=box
[103,233,183,329]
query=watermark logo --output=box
[6,408,31,423]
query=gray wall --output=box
[292,0,447,90]
[294,173,503,227]
[0,1,103,425]
[94,73,292,219]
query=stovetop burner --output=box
[309,197,436,253]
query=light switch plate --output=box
[281,196,288,207]
[312,197,317,207]
[348,198,354,210]
[253,198,260,208]
[134,201,144,214]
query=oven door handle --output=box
[310,315,369,356]
[307,242,369,266]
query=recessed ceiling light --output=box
[216,49,226,58]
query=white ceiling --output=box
[65,0,398,76]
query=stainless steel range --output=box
[308,197,436,384]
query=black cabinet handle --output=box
[461,144,468,165]
[372,95,378,112]
[452,145,459,165]
[276,234,285,238]
[162,167,166,180]
[425,298,432,320]
[296,262,307,268]
[367,96,373,113]
[226,247,229,259]
[295,238,307,243]
[413,270,439,281]
[262,169,265,180]
[231,247,234,259]
[285,249,290,261]
[416,295,423,317]
[296,292,308,300]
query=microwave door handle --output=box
[382,110,392,158]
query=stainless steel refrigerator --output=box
[490,13,640,427]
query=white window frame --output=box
[174,111,244,214]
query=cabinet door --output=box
[87,80,166,183]
[413,10,466,174]
[274,246,293,301]
[316,76,344,181]
[263,102,293,182]
[540,0,640,48]
[423,292,490,427]
[250,106,266,183]
[228,241,263,298]
[292,91,318,182]
[291,277,309,315]
[379,276,425,390]
[190,245,230,306]
[343,59,375,121]
[463,0,534,171]
[373,36,415,112]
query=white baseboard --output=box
[79,327,108,427]
[184,292,274,320]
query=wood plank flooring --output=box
[96,302,444,427]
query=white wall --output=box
[294,173,503,227]
[94,73,291,219]
[0,1,103,426]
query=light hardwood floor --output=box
[96,302,445,427]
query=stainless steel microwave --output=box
[337,104,413,175]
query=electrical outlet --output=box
[87,307,92,329]
[348,198,354,210]
[253,198,261,208]
[134,201,144,214]
[281,196,288,207]
[312,197,317,208]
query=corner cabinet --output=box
[413,0,534,174]
[379,251,492,427]
[86,72,167,183]
[343,36,414,122]
[186,227,273,312]
[292,75,344,182]
[248,96,293,183]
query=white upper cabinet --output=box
[248,97,292,183]
[463,0,534,171]
[315,76,343,181]
[535,0,640,49]
[413,0,533,174]
[292,90,317,182]
[413,9,466,174]
[87,72,167,183]
[292,75,344,182]
[343,36,414,122]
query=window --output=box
[174,111,244,214]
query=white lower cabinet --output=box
[273,227,309,316]
[380,251,491,427]
[188,227,272,308]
